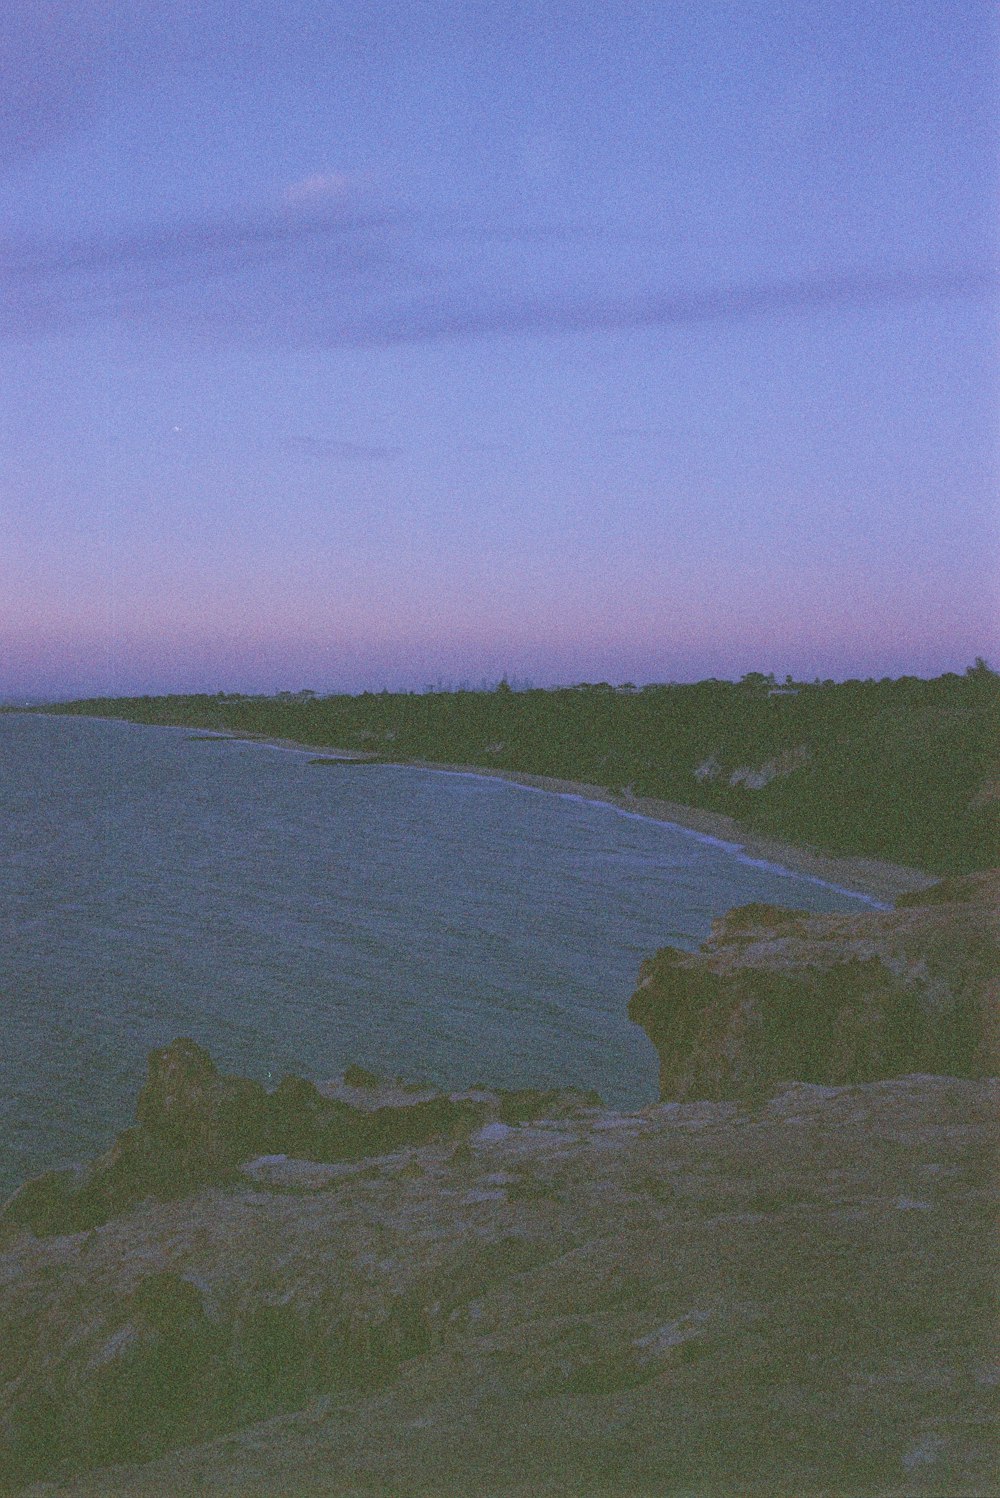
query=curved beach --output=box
[220,730,936,906]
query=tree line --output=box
[22,664,999,874]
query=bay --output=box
[0,713,876,1194]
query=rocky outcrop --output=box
[727,743,812,790]
[628,868,999,1102]
[1,1075,996,1495]
[3,879,998,1493]
[692,745,811,789]
[0,1042,600,1240]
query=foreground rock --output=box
[1,1041,599,1239]
[1,1073,996,1496]
[629,868,1000,1101]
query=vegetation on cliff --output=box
[3,1061,996,1495]
[23,663,1000,874]
[628,868,999,1103]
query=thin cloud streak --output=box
[1,195,994,349]
[0,202,654,287]
[343,264,997,348]
[0,206,406,283]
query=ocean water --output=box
[0,713,879,1194]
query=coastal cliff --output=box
[628,868,999,1102]
[2,872,997,1496]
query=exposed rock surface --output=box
[727,743,812,790]
[1,1074,996,1496]
[1,1042,599,1240]
[629,868,999,1102]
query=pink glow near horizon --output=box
[5,582,996,700]
[2,4,996,700]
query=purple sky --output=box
[2,0,997,698]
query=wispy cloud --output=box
[0,199,425,341]
[0,202,645,293]
[335,264,995,348]
[0,192,994,349]
[0,203,406,284]
[282,436,401,462]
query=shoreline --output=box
[198,728,937,905]
[19,712,939,904]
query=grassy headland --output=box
[21,664,999,875]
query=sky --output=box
[1,0,997,698]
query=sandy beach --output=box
[35,715,939,904]
[210,730,937,905]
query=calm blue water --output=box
[0,713,879,1193]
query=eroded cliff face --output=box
[628,869,1000,1102]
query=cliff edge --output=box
[628,868,999,1102]
[2,873,997,1495]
